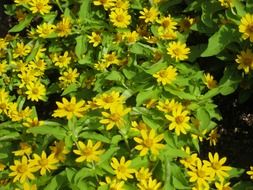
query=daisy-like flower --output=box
[52,51,71,68]
[111,0,129,10]
[134,129,165,156]
[157,15,177,30]
[23,117,44,128]
[88,32,102,47]
[25,81,46,102]
[13,42,31,59]
[247,166,253,179]
[156,99,182,113]
[139,7,159,23]
[93,0,114,10]
[111,156,136,180]
[235,49,253,73]
[165,107,191,136]
[153,66,177,86]
[131,120,148,132]
[135,167,152,181]
[30,151,58,175]
[12,142,32,157]
[215,181,232,190]
[137,177,162,190]
[239,14,253,42]
[219,0,233,8]
[99,176,125,190]
[207,128,220,146]
[52,96,86,120]
[36,23,55,38]
[9,156,37,183]
[56,17,72,37]
[0,60,8,75]
[59,68,79,88]
[100,106,131,130]
[29,0,51,15]
[187,159,212,189]
[203,73,217,89]
[167,41,190,61]
[94,91,124,110]
[109,9,131,28]
[102,52,120,66]
[73,140,104,163]
[179,17,195,32]
[203,152,232,181]
[123,31,139,44]
[50,141,69,162]
[180,146,199,170]
[0,89,10,114]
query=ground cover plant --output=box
[1,0,253,189]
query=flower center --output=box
[36,2,44,11]
[246,24,253,33]
[159,70,167,78]
[116,15,125,22]
[172,47,181,56]
[110,113,120,122]
[243,57,253,66]
[144,138,154,147]
[118,165,127,173]
[175,115,184,124]
[212,162,221,170]
[65,103,75,112]
[0,103,7,110]
[197,169,206,178]
[103,96,114,103]
[39,158,48,167]
[32,88,39,95]
[83,147,93,156]
[17,164,27,173]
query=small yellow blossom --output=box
[88,32,102,47]
[153,66,177,85]
[239,14,253,42]
[204,73,217,89]
[29,0,51,15]
[36,23,55,38]
[139,7,159,23]
[235,49,253,73]
[167,41,190,61]
[109,9,131,28]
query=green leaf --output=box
[75,35,87,59]
[232,0,246,17]
[9,14,33,32]
[196,107,210,129]
[78,0,92,20]
[61,83,78,96]
[26,40,40,62]
[27,125,67,140]
[129,42,153,56]
[105,71,125,82]
[233,181,253,190]
[79,132,110,143]
[45,171,67,190]
[201,1,221,27]
[201,25,240,57]
[136,87,161,106]
[228,167,245,178]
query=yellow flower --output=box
[23,117,44,128]
[94,91,124,110]
[203,152,232,181]
[153,66,177,85]
[180,147,199,170]
[93,0,114,10]
[0,60,8,75]
[109,9,131,28]
[111,0,129,10]
[52,96,86,120]
[167,41,190,61]
[25,81,46,102]
[219,0,233,8]
[50,141,69,162]
[239,14,253,42]
[9,156,37,183]
[158,28,177,40]
[29,0,51,15]
[204,73,217,89]
[99,176,125,190]
[179,17,195,32]
[134,129,164,156]
[139,7,159,23]
[22,182,37,190]
[18,70,37,88]
[56,17,72,37]
[157,16,177,30]
[123,31,139,44]
[73,140,104,163]
[52,51,71,68]
[88,32,102,47]
[0,162,6,171]
[12,142,32,157]
[135,167,152,181]
[235,49,253,73]
[102,52,120,66]
[215,181,232,190]
[247,166,253,179]
[111,156,136,180]
[30,151,58,175]
[0,89,10,114]
[59,68,79,88]
[156,99,182,113]
[13,42,31,59]
[36,23,55,38]
[207,128,220,146]
[137,177,162,190]
[187,159,212,189]
[165,107,191,136]
[100,106,131,130]
[131,121,148,132]
[14,0,30,5]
